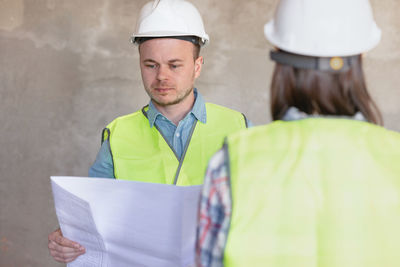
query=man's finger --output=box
[54,235,82,249]
[51,248,86,263]
[48,229,83,250]
[48,240,84,253]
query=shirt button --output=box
[176,133,180,137]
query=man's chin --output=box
[150,89,192,107]
[152,97,179,107]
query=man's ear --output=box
[194,56,203,79]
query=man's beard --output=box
[150,86,194,107]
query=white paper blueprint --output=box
[50,176,202,267]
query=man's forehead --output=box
[139,37,195,48]
[138,38,195,59]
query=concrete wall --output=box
[0,0,399,266]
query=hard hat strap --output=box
[270,50,358,72]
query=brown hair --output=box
[193,43,201,60]
[270,55,383,125]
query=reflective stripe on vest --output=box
[103,103,247,185]
[225,118,400,267]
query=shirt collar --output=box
[282,106,366,122]
[146,88,207,127]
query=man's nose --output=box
[156,65,169,81]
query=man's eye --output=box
[171,65,181,69]
[146,64,156,69]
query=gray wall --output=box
[0,0,399,266]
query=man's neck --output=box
[153,93,195,126]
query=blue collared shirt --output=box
[88,89,250,178]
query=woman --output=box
[196,0,400,266]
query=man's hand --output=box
[48,228,86,263]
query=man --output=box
[48,0,249,263]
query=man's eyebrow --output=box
[142,59,184,64]
[168,59,184,63]
[143,59,157,63]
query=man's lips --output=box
[153,87,174,93]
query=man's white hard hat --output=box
[264,0,381,57]
[131,0,209,46]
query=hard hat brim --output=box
[132,31,209,46]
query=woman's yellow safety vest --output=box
[103,103,246,185]
[224,118,400,267]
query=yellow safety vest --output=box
[103,103,247,185]
[224,118,400,267]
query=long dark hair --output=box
[270,55,382,125]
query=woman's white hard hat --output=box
[264,0,381,57]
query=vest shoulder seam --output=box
[205,102,242,116]
[106,110,145,128]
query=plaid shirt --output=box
[196,145,231,267]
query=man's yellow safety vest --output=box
[103,103,247,185]
[224,118,400,267]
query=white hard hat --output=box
[264,0,381,57]
[131,0,209,46]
